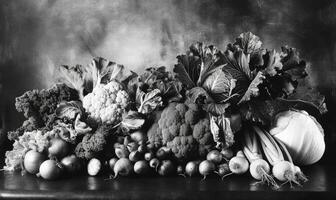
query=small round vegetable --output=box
[158,160,176,176]
[149,158,160,171]
[48,138,70,158]
[24,150,47,174]
[115,145,130,159]
[217,163,230,178]
[144,152,154,161]
[156,147,170,160]
[294,165,308,183]
[134,160,150,175]
[127,142,139,153]
[272,161,299,185]
[87,158,102,176]
[114,158,133,178]
[206,150,223,164]
[249,159,278,187]
[199,160,215,180]
[129,151,143,162]
[137,144,147,154]
[39,160,63,180]
[221,148,234,160]
[131,130,147,143]
[228,151,249,175]
[177,165,185,175]
[61,155,82,174]
[185,161,199,177]
[108,158,118,171]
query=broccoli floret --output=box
[74,125,110,160]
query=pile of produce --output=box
[3,32,327,188]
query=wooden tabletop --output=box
[0,163,335,200]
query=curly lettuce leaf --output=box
[174,54,200,89]
[280,46,308,80]
[263,50,283,76]
[234,32,263,54]
[55,101,84,121]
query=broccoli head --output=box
[74,125,111,160]
[147,102,213,161]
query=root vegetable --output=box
[199,160,215,180]
[39,160,63,180]
[129,151,143,162]
[149,158,160,171]
[134,160,150,175]
[115,145,130,159]
[87,158,102,176]
[144,152,154,161]
[24,150,47,174]
[108,158,118,171]
[48,138,70,158]
[185,161,199,177]
[206,150,223,164]
[228,151,249,175]
[158,160,175,176]
[61,155,82,174]
[114,158,133,178]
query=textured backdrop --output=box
[0,0,336,145]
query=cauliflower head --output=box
[83,81,129,125]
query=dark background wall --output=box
[1,0,336,162]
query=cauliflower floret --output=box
[83,81,129,125]
[193,118,214,157]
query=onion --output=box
[39,160,63,180]
[24,150,47,174]
[270,110,325,165]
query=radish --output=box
[177,165,185,177]
[228,151,249,175]
[156,147,171,160]
[87,158,102,176]
[61,155,82,174]
[206,150,223,164]
[113,158,133,178]
[221,148,234,161]
[199,160,215,180]
[134,160,151,175]
[149,158,160,171]
[158,160,176,176]
[216,163,230,179]
[39,160,63,180]
[243,128,278,188]
[293,166,308,183]
[253,126,301,187]
[115,145,130,159]
[144,152,154,161]
[185,161,199,177]
[129,151,143,162]
[108,158,118,171]
[24,150,47,174]
[130,130,147,143]
[127,142,139,153]
[48,138,70,159]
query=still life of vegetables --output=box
[3,32,327,189]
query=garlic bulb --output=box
[270,110,325,166]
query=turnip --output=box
[242,128,278,188]
[87,158,102,176]
[48,138,70,159]
[199,160,215,180]
[177,165,185,177]
[158,160,176,176]
[130,130,147,143]
[39,159,63,180]
[228,151,249,175]
[108,158,118,171]
[185,161,199,177]
[206,150,223,164]
[221,148,234,161]
[127,142,139,153]
[144,152,154,161]
[115,145,130,159]
[253,126,301,187]
[294,166,308,183]
[24,150,47,174]
[149,158,160,171]
[129,151,143,162]
[156,147,171,160]
[134,160,150,175]
[61,155,82,174]
[113,158,133,178]
[137,144,147,154]
[216,163,230,179]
